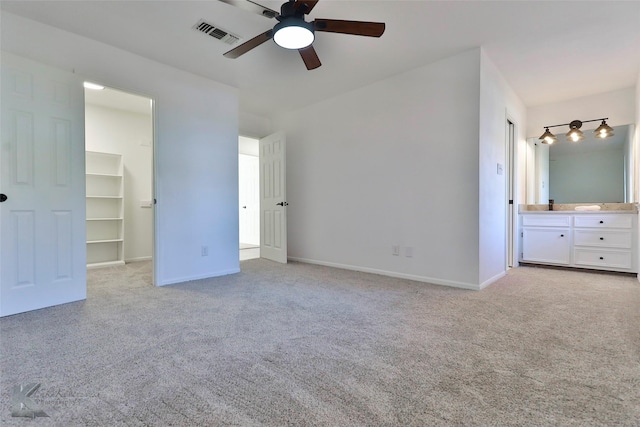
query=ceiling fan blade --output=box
[314,19,385,37]
[217,0,279,19]
[299,45,321,70]
[223,29,274,58]
[294,0,319,15]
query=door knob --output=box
[276,202,289,206]
[242,206,247,209]
[0,194,7,202]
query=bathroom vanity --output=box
[520,206,638,273]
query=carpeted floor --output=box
[1,260,639,426]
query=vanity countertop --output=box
[519,203,638,214]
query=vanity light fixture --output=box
[539,127,557,144]
[594,120,615,139]
[566,120,584,142]
[539,118,614,144]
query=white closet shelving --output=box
[86,151,124,268]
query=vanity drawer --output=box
[574,214,633,229]
[574,248,632,270]
[573,230,632,249]
[522,215,571,227]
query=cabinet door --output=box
[523,228,571,265]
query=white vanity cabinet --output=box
[573,215,634,271]
[522,215,571,265]
[520,212,637,273]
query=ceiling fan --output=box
[218,0,385,70]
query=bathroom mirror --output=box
[526,124,634,204]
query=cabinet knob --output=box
[560,234,564,237]
[599,220,604,224]
[599,257,604,260]
[600,237,604,240]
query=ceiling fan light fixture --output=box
[594,120,614,138]
[273,18,314,49]
[539,127,557,144]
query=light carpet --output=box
[1,260,638,426]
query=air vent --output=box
[194,20,241,45]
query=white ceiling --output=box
[85,85,152,115]
[2,1,639,119]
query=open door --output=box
[0,52,86,316]
[259,132,287,263]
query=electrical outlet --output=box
[392,245,400,256]
[201,246,208,256]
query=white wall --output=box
[240,111,272,139]
[2,12,240,285]
[478,50,527,286]
[527,88,636,138]
[275,49,483,289]
[85,104,153,262]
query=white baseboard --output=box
[158,268,240,287]
[479,271,506,289]
[125,256,152,263]
[288,257,481,291]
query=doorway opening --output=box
[84,84,155,283]
[239,136,260,261]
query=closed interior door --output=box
[259,131,287,263]
[1,52,86,316]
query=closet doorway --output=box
[84,84,155,281]
[239,136,260,261]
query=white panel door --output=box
[1,52,86,317]
[259,132,287,263]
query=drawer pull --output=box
[600,237,604,240]
[600,257,604,260]
[599,220,604,224]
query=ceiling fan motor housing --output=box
[280,0,298,18]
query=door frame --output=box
[83,81,158,285]
[506,114,519,269]
[238,135,261,251]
